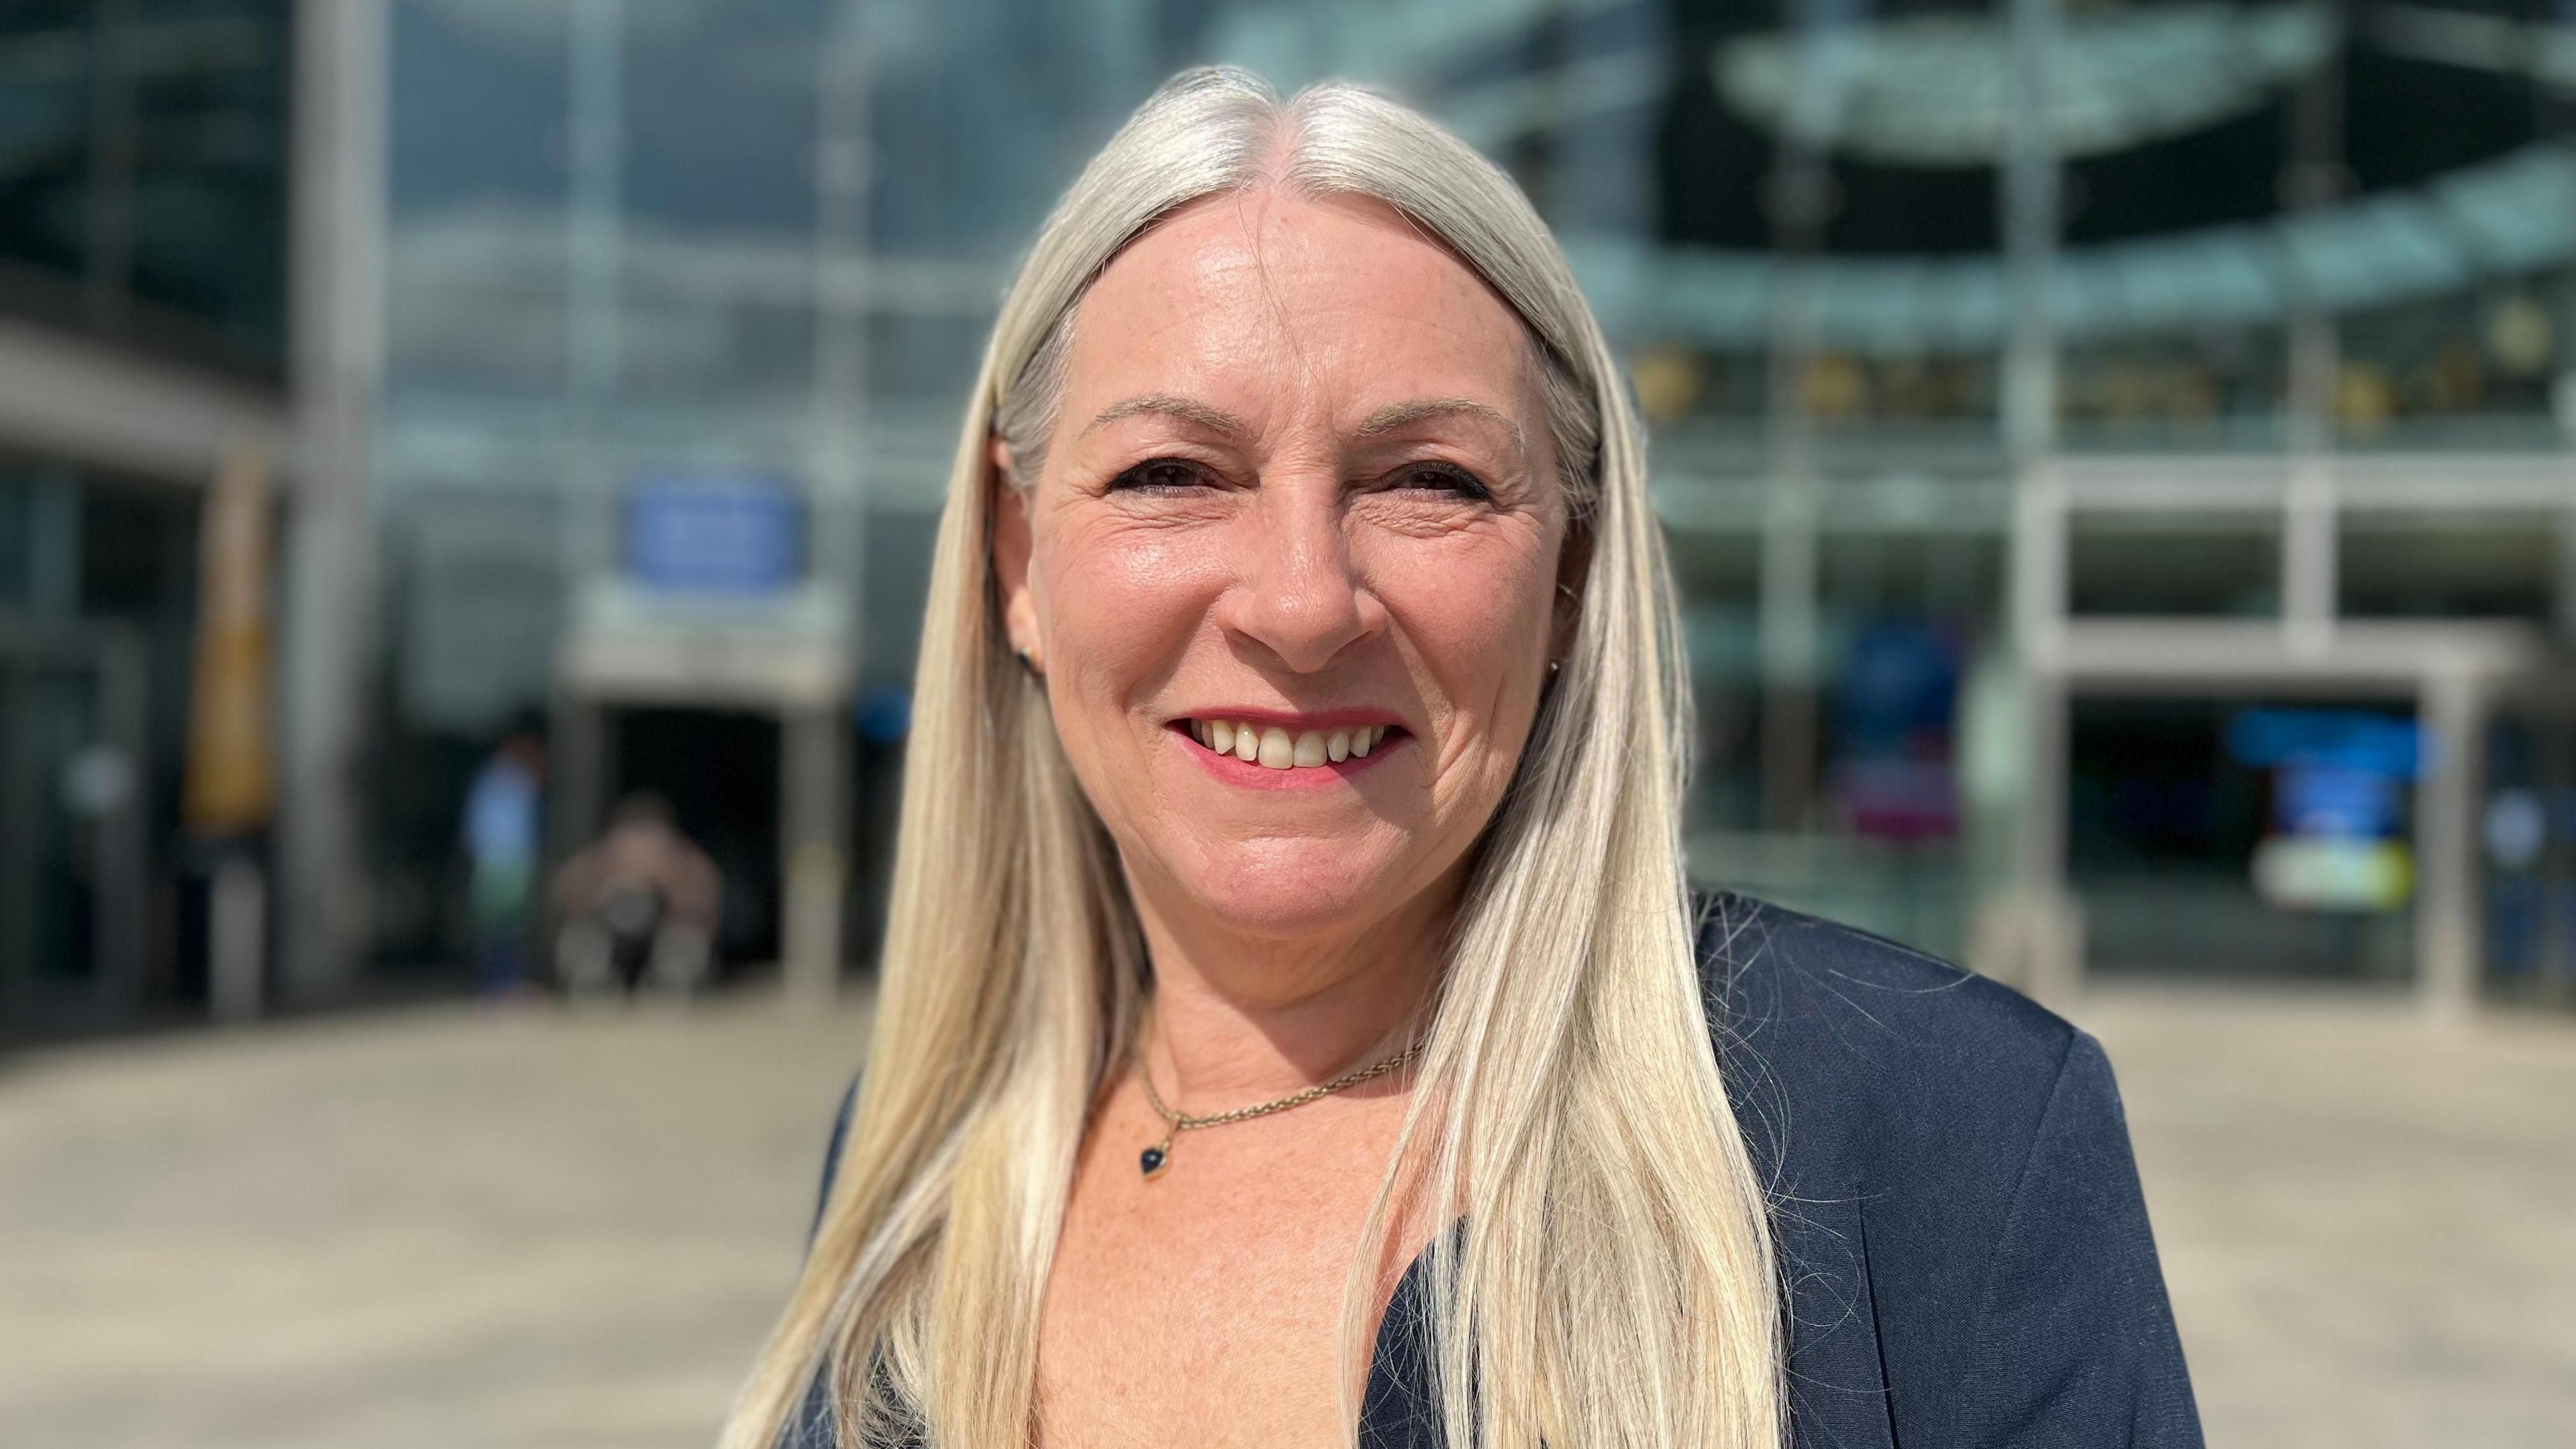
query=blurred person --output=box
[460,726,545,1000]
[552,792,720,997]
[724,70,2199,1449]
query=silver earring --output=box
[1547,659,1561,675]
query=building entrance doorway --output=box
[551,593,853,995]
[604,706,782,968]
[0,618,148,1033]
[2068,696,2420,983]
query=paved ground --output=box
[0,999,870,1449]
[2084,987,2576,1449]
[1,985,2570,1448]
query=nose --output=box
[1215,472,1370,674]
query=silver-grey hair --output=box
[990,72,1599,513]
[723,66,1781,1449]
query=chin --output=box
[1166,837,1403,941]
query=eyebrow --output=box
[1079,392,1251,439]
[1081,391,1528,462]
[1355,396,1527,462]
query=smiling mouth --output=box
[1179,718,1400,771]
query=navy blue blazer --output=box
[791,893,2203,1448]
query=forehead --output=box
[1063,189,1537,419]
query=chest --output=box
[1032,1085,1417,1449]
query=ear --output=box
[1550,513,1593,665]
[989,438,1044,670]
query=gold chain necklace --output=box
[1134,1035,1424,1180]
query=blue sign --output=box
[2225,708,2423,779]
[854,684,911,745]
[623,475,803,596]
[2274,763,2402,840]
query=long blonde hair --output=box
[720,67,1780,1449]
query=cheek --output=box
[1032,521,1224,706]
[1366,535,1554,753]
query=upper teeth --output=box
[1189,720,1389,769]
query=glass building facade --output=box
[0,2,290,1030]
[9,0,2573,1030]
[0,0,290,368]
[364,0,2576,1006]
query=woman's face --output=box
[994,191,1570,953]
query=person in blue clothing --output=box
[720,70,2202,1449]
[460,725,544,1000]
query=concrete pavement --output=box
[2084,986,2576,1448]
[1,986,2571,1447]
[0,1000,868,1449]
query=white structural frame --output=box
[2015,450,2576,1017]
[281,0,390,1002]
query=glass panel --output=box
[123,0,289,358]
[0,0,285,364]
[2058,330,2289,453]
[2068,515,2282,618]
[2339,511,2558,622]
[2337,281,2569,451]
[12,659,105,985]
[386,0,573,402]
[0,3,95,284]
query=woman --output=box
[724,68,2200,1449]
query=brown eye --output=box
[1109,459,1210,492]
[1391,463,1493,501]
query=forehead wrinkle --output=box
[1228,186,1330,410]
[1081,194,1546,466]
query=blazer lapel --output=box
[1776,1187,1900,1448]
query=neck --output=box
[1128,875,1456,1109]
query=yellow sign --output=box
[2251,837,2414,912]
[183,446,277,833]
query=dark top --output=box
[788,893,2203,1448]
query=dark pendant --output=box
[1139,1142,1170,1179]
